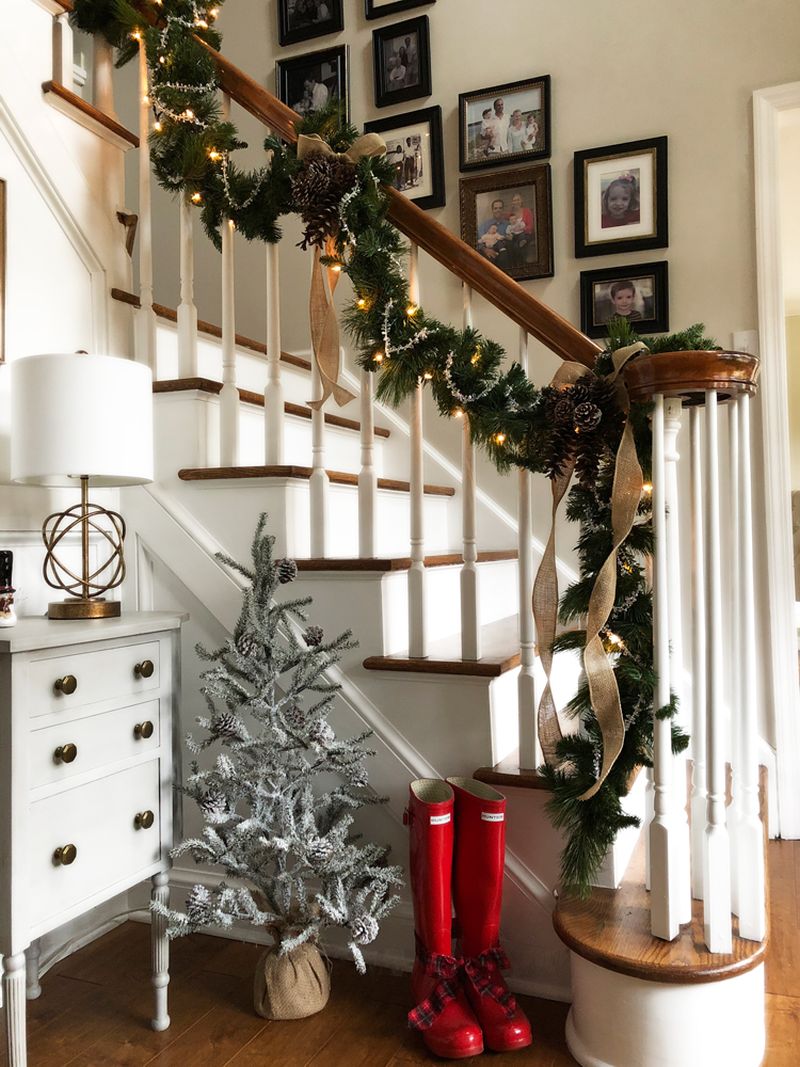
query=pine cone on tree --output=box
[304,625,324,647]
[292,154,358,250]
[186,884,214,925]
[306,836,335,867]
[276,558,298,584]
[236,631,256,658]
[211,710,247,741]
[350,912,379,946]
[309,719,335,747]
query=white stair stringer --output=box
[125,484,556,901]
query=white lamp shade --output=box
[10,353,154,487]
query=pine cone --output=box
[292,154,358,250]
[304,625,324,647]
[350,912,379,946]
[307,836,335,867]
[570,379,592,405]
[186,884,213,924]
[574,402,603,432]
[283,703,307,732]
[309,719,335,747]
[211,711,247,740]
[236,631,256,657]
[553,396,575,425]
[276,558,298,584]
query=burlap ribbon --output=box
[300,133,387,411]
[533,342,647,800]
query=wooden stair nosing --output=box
[473,753,549,790]
[294,550,518,572]
[42,82,139,148]
[362,652,520,678]
[178,465,456,497]
[154,378,390,439]
[111,289,311,371]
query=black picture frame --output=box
[574,136,668,258]
[365,0,435,19]
[579,261,669,339]
[460,164,554,283]
[459,75,551,172]
[372,15,432,108]
[364,106,445,210]
[276,45,349,123]
[277,0,344,47]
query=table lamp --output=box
[10,353,153,619]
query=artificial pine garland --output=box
[73,0,714,895]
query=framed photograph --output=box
[460,165,553,282]
[276,45,349,122]
[579,262,669,339]
[364,106,444,210]
[278,0,344,47]
[574,136,668,258]
[372,15,431,108]
[365,0,434,18]
[459,75,550,172]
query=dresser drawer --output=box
[28,640,161,718]
[29,698,161,788]
[29,760,163,923]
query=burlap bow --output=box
[533,342,647,800]
[301,132,387,411]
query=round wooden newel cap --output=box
[623,350,760,405]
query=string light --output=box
[182,109,195,121]
[423,371,433,381]
[142,94,150,105]
[208,149,222,162]
[195,18,209,29]
[191,192,203,204]
[471,350,481,365]
[159,56,167,65]
[494,432,506,445]
[641,482,653,495]
[373,351,384,364]
[406,304,418,317]
[452,408,464,419]
[330,263,342,273]
[357,298,368,310]
[131,29,142,42]
[153,120,163,132]
[209,7,220,18]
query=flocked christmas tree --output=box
[153,515,403,986]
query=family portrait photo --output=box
[574,136,668,257]
[364,106,445,209]
[580,262,669,338]
[365,0,435,18]
[278,0,343,46]
[372,15,431,107]
[460,165,553,282]
[277,45,349,120]
[459,76,550,171]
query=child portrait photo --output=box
[372,15,432,107]
[574,136,668,257]
[580,261,669,338]
[459,76,550,171]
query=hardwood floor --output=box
[3,840,798,1065]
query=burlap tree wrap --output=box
[253,943,331,1020]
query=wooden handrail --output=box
[196,39,600,368]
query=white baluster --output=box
[650,394,680,941]
[689,406,708,900]
[92,35,117,119]
[264,240,284,465]
[358,366,377,557]
[177,197,198,379]
[220,213,240,466]
[150,872,171,1031]
[734,393,766,941]
[53,13,74,90]
[408,243,427,658]
[728,400,741,916]
[703,390,733,953]
[663,399,692,925]
[460,284,481,661]
[136,40,157,374]
[517,328,538,769]
[310,353,329,557]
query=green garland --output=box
[73,0,711,895]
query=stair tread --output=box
[154,378,390,438]
[363,615,520,677]
[473,751,549,789]
[295,550,518,572]
[178,466,455,496]
[111,290,311,371]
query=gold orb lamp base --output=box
[48,598,121,620]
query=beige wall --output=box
[787,317,800,489]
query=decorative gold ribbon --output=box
[300,133,386,411]
[533,342,647,800]
[297,132,387,164]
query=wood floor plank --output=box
[764,993,800,1067]
[766,840,800,995]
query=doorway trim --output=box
[753,82,800,838]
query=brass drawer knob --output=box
[54,675,78,695]
[53,844,77,866]
[133,659,154,679]
[54,743,78,764]
[134,810,155,830]
[133,720,154,740]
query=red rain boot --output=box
[405,779,483,1060]
[447,776,533,1053]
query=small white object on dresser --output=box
[0,612,186,1067]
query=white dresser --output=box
[0,612,186,1067]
